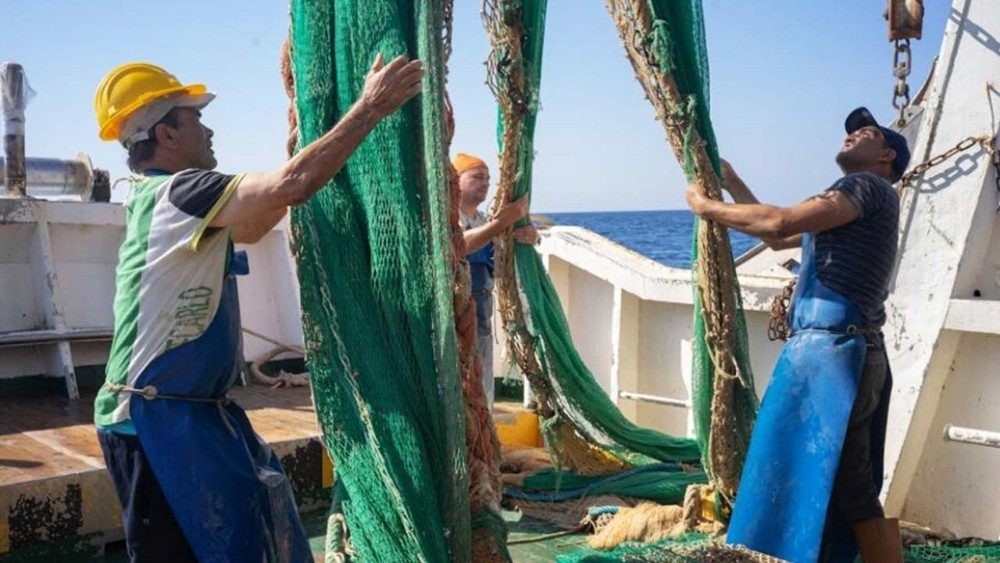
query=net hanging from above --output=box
[483,0,757,519]
[483,0,703,478]
[602,0,760,509]
[286,1,508,560]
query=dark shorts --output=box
[829,343,893,523]
[97,430,197,563]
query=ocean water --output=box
[545,210,759,269]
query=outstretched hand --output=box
[361,54,424,119]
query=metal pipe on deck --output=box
[0,155,98,200]
[618,390,691,409]
[943,424,1000,450]
[2,62,29,198]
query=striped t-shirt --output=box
[815,172,900,327]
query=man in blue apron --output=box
[686,107,910,562]
[92,57,422,562]
[453,153,538,408]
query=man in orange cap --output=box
[92,55,422,562]
[453,152,537,408]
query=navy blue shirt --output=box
[815,172,900,327]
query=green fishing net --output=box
[487,0,758,513]
[557,535,1000,563]
[488,0,702,472]
[903,543,1000,563]
[288,1,472,560]
[509,464,708,505]
[644,0,760,500]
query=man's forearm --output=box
[277,100,380,206]
[699,199,791,240]
[724,174,761,205]
[464,219,506,254]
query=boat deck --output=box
[0,384,565,561]
[0,384,330,560]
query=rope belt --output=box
[106,383,238,438]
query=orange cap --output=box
[452,152,487,174]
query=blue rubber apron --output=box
[128,252,311,563]
[469,241,495,335]
[727,233,868,563]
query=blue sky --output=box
[2,1,947,211]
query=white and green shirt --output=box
[94,169,243,431]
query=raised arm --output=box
[717,160,805,250]
[230,207,288,244]
[211,54,424,240]
[463,196,530,254]
[687,164,859,243]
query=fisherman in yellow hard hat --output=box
[452,152,537,408]
[92,56,422,562]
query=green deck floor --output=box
[95,508,588,562]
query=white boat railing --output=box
[617,390,690,409]
[525,226,790,437]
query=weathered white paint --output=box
[902,332,1000,539]
[944,424,1000,450]
[235,217,306,358]
[0,200,302,386]
[0,201,113,396]
[944,298,1000,334]
[876,0,1000,535]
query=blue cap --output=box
[845,107,911,181]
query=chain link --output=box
[892,39,912,124]
[767,280,796,342]
[442,0,454,70]
[769,134,999,336]
[898,134,995,190]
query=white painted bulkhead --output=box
[0,200,303,391]
[524,227,788,439]
[872,0,1000,540]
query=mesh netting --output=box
[556,533,784,563]
[508,464,708,505]
[903,544,1000,563]
[483,0,755,522]
[604,0,758,509]
[484,0,701,479]
[287,1,508,560]
[557,534,1000,563]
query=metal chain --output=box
[768,134,998,338]
[767,280,796,342]
[898,134,995,190]
[892,39,912,125]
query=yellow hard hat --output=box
[94,62,207,141]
